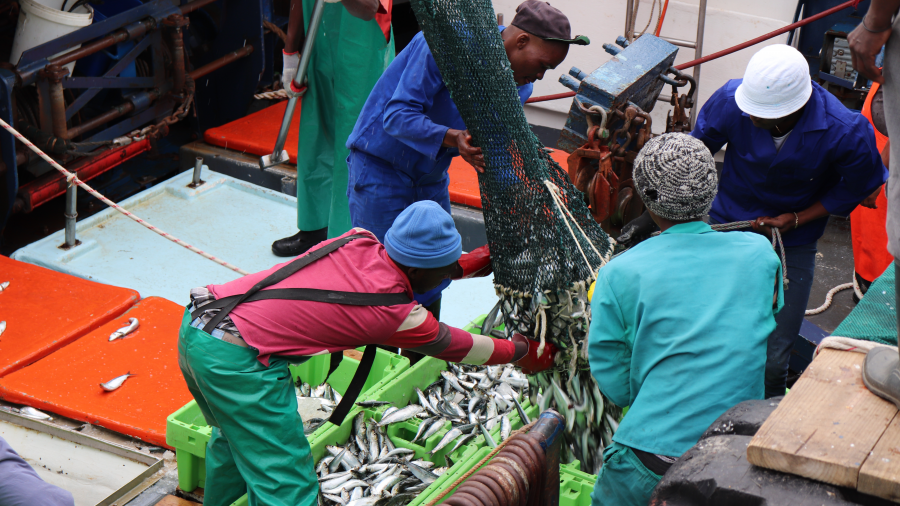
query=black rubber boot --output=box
[271,227,327,257]
[862,347,900,410]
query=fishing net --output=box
[832,263,898,346]
[410,0,617,474]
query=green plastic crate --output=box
[230,402,482,505]
[408,446,492,506]
[364,355,539,462]
[558,465,597,506]
[410,447,597,506]
[166,347,409,492]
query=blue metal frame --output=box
[17,0,180,86]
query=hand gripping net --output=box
[410,0,618,473]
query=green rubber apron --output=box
[177,234,410,506]
[295,0,395,237]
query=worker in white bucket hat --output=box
[690,44,886,399]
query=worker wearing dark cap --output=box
[344,0,588,317]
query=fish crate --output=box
[229,405,484,506]
[409,448,597,506]
[558,465,597,506]
[166,347,409,492]
[408,446,492,506]
[363,355,540,467]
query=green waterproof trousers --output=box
[590,442,663,506]
[295,0,395,237]
[176,310,316,506]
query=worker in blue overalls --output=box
[345,0,588,318]
[691,44,886,398]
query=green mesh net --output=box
[832,263,897,346]
[410,0,616,473]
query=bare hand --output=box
[861,186,882,209]
[848,22,892,84]
[456,130,485,173]
[752,213,796,236]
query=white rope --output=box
[0,118,251,276]
[535,305,548,357]
[805,276,866,316]
[254,89,290,100]
[543,180,610,273]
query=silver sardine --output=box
[100,372,134,391]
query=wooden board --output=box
[747,348,898,488]
[859,412,900,502]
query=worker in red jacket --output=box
[850,82,892,297]
[178,201,555,506]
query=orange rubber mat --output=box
[0,256,139,377]
[204,100,303,164]
[0,297,191,448]
[447,148,571,208]
[203,101,572,209]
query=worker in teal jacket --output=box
[588,134,784,505]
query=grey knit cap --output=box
[632,133,718,221]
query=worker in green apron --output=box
[180,202,556,506]
[271,0,395,257]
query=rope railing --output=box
[0,118,251,276]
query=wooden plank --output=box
[747,348,898,487]
[343,349,364,361]
[859,412,900,502]
[155,495,201,506]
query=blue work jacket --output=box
[589,221,784,457]
[692,79,886,246]
[346,29,533,187]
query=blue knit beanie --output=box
[384,202,462,269]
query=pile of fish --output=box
[488,285,621,476]
[296,381,342,435]
[315,411,446,506]
[308,362,534,506]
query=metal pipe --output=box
[191,156,203,186]
[262,0,325,169]
[625,0,635,42]
[180,0,220,15]
[660,36,696,49]
[164,15,188,94]
[44,65,69,140]
[690,0,707,126]
[188,44,254,80]
[64,182,78,247]
[51,19,154,69]
[64,101,135,139]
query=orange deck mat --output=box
[203,101,571,209]
[204,100,304,164]
[446,148,571,208]
[0,256,139,377]
[0,297,192,449]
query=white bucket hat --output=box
[735,44,813,119]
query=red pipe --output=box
[525,0,863,103]
[16,138,151,213]
[676,0,862,70]
[526,91,575,104]
[654,0,669,37]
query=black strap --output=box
[201,234,363,333]
[325,352,343,383]
[327,345,377,426]
[191,288,411,320]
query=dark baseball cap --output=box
[511,0,590,46]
